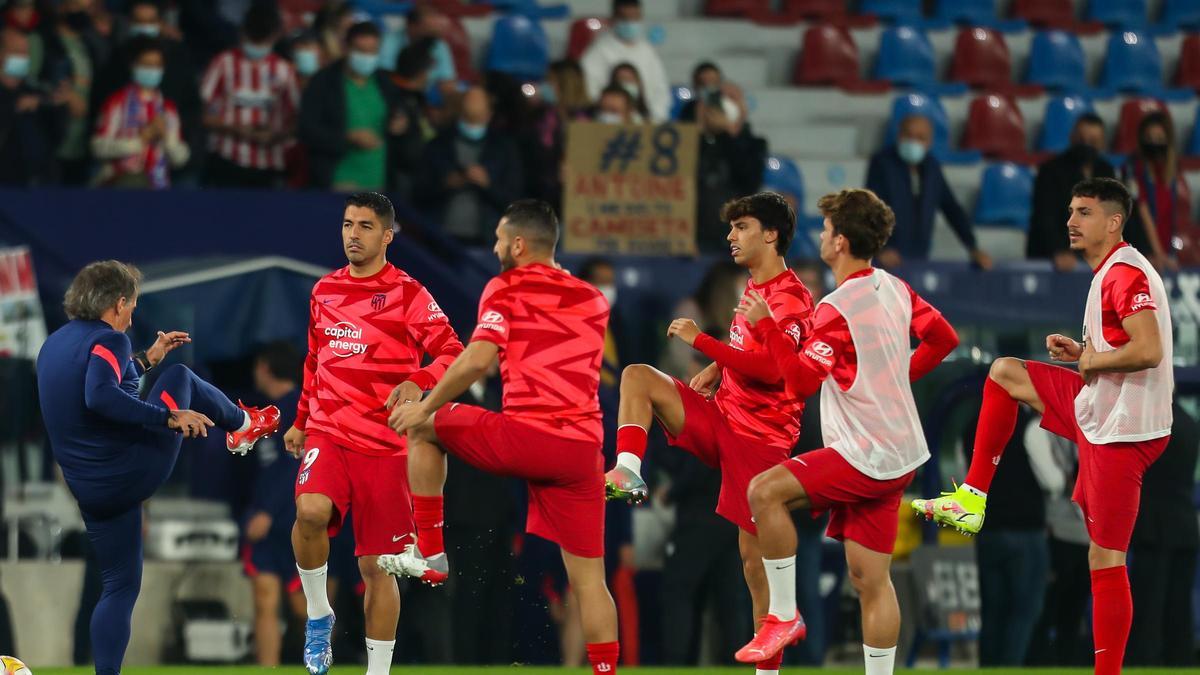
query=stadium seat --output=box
[428,0,493,18]
[1114,97,1169,153]
[886,93,982,163]
[860,0,922,22]
[974,162,1033,228]
[873,26,936,87]
[670,86,693,120]
[1162,0,1200,29]
[1100,30,1163,94]
[1088,0,1148,27]
[1011,0,1081,29]
[962,94,1029,162]
[1175,33,1200,89]
[705,0,768,17]
[566,17,606,61]
[795,24,889,91]
[1186,107,1200,156]
[1038,95,1095,152]
[781,0,849,20]
[948,27,1041,95]
[1025,30,1087,91]
[486,14,550,82]
[762,157,822,257]
[934,0,996,25]
[444,17,478,83]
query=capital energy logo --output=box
[325,322,368,357]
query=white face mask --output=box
[597,284,617,307]
[596,111,624,125]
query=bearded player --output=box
[734,189,958,674]
[283,192,464,675]
[381,200,621,675]
[605,192,814,675]
[913,177,1173,675]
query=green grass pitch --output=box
[25,662,1190,667]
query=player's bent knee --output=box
[988,357,1025,389]
[747,467,799,513]
[294,495,332,531]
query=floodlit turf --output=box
[30,662,1200,667]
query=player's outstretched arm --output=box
[389,339,499,434]
[1079,310,1164,380]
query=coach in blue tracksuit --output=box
[37,260,278,675]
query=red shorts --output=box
[783,447,914,554]
[1026,361,1169,551]
[294,435,414,557]
[434,403,605,558]
[664,378,791,534]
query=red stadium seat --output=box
[705,0,768,17]
[962,93,1031,162]
[1011,0,1074,26]
[950,27,1042,96]
[444,16,478,83]
[782,0,848,19]
[1176,33,1200,90]
[567,17,607,62]
[428,0,493,18]
[794,24,890,92]
[1114,98,1169,154]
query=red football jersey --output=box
[296,264,463,456]
[470,263,608,444]
[1095,244,1158,348]
[715,269,814,449]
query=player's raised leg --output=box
[148,362,280,454]
[562,550,620,675]
[292,492,336,675]
[606,363,688,503]
[911,356,1044,535]
[377,417,450,584]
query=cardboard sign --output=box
[562,121,699,256]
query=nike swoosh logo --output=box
[868,654,888,658]
[392,535,404,542]
[773,563,795,571]
[1095,649,1106,654]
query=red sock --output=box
[756,651,783,672]
[586,641,619,674]
[1091,566,1131,675]
[616,424,648,461]
[412,495,444,557]
[962,377,1020,493]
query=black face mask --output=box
[1066,143,1099,165]
[1142,142,1169,160]
[63,10,92,31]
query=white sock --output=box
[296,563,334,619]
[236,410,251,432]
[616,451,642,474]
[756,670,779,675]
[763,555,797,620]
[962,483,987,499]
[365,638,395,675]
[864,644,896,675]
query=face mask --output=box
[1142,142,1169,160]
[619,81,639,99]
[596,111,624,125]
[597,284,617,307]
[540,83,557,106]
[64,10,91,31]
[348,50,378,77]
[242,42,271,60]
[613,21,642,42]
[898,139,927,165]
[3,55,29,80]
[294,49,319,76]
[128,23,160,38]
[132,65,163,89]
[458,120,486,141]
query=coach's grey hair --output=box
[63,261,142,321]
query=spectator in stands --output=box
[417,85,523,244]
[866,113,993,269]
[592,84,636,124]
[679,63,766,253]
[90,37,188,188]
[547,59,591,120]
[658,260,745,383]
[0,28,65,186]
[289,31,322,83]
[299,21,408,192]
[966,404,1048,666]
[313,0,354,63]
[39,0,105,185]
[388,37,437,200]
[381,3,456,97]
[581,0,669,123]
[1028,113,1114,272]
[1127,402,1199,667]
[607,62,648,122]
[201,3,299,189]
[242,341,302,667]
[1123,112,1188,271]
[92,0,201,183]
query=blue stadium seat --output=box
[762,157,822,257]
[873,26,936,87]
[670,86,693,121]
[1188,107,1200,155]
[486,14,550,82]
[1038,95,1095,152]
[974,162,1033,229]
[1087,0,1148,27]
[860,0,923,21]
[1162,0,1200,29]
[1025,30,1087,91]
[933,0,995,25]
[885,93,980,163]
[1101,30,1163,94]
